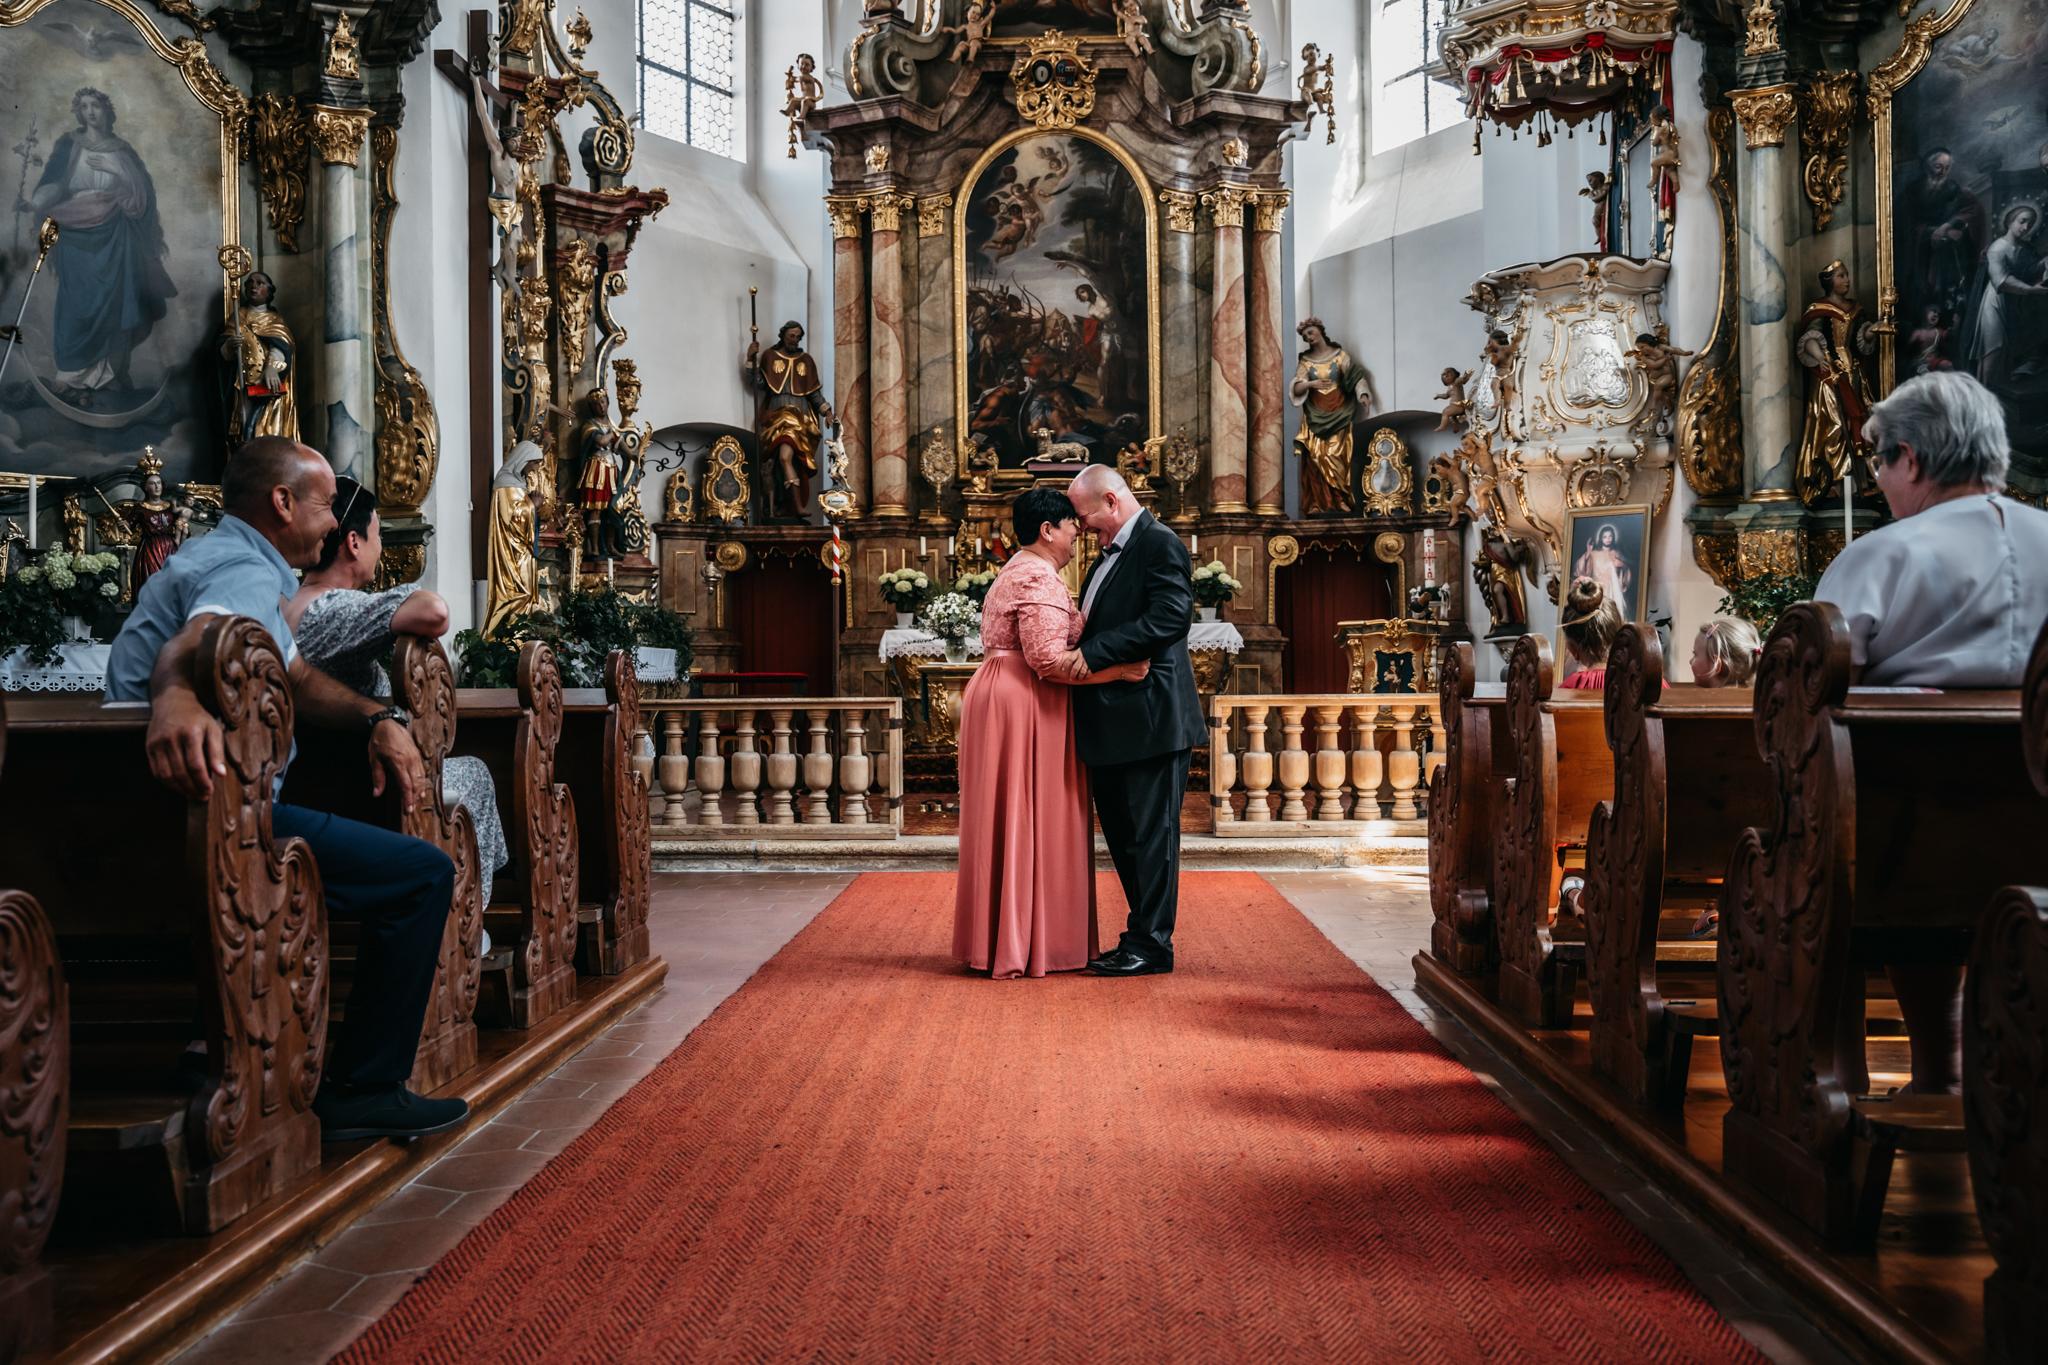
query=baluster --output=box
[764,708,798,825]
[632,724,662,824]
[1276,705,1309,822]
[1241,704,1273,822]
[802,709,835,823]
[695,709,726,826]
[660,711,690,829]
[1388,701,1422,819]
[1350,702,1384,820]
[840,708,872,824]
[1424,704,1447,791]
[1313,705,1346,821]
[728,709,762,825]
[1210,702,1237,826]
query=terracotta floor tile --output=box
[233,1262,360,1321]
[170,1310,370,1365]
[313,1217,477,1276]
[350,1184,463,1227]
[330,1269,429,1321]
[412,1146,557,1195]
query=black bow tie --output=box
[1100,544,1122,557]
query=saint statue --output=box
[744,320,835,520]
[1793,260,1878,506]
[485,441,545,636]
[93,448,191,596]
[1290,317,1373,516]
[575,389,626,560]
[223,270,299,443]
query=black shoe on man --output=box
[314,1083,470,1142]
[1086,947,1173,976]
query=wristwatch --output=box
[366,705,411,734]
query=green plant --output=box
[953,569,997,606]
[454,591,694,690]
[1717,572,1817,634]
[0,549,124,667]
[878,566,933,613]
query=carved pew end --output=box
[1845,1094,1965,1247]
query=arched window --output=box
[638,0,739,157]
[1373,0,1454,154]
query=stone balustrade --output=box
[638,699,905,838]
[1209,694,1443,834]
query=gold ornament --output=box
[1011,31,1097,130]
[1800,72,1858,232]
[1729,85,1796,149]
[309,105,371,167]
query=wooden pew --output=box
[0,617,326,1237]
[560,651,651,977]
[1493,634,1611,1027]
[1582,625,1770,1106]
[0,697,68,1364]
[1719,601,2039,1241]
[281,636,482,1092]
[1427,642,1509,974]
[455,642,579,1029]
[1963,618,2048,1365]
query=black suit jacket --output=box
[1073,511,1209,768]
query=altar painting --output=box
[958,131,1156,471]
[0,0,236,487]
[1884,0,2048,495]
[989,0,1121,37]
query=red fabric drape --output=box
[732,555,838,696]
[1276,547,1394,694]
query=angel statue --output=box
[949,1,992,64]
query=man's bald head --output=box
[1069,462,1138,538]
[222,436,339,568]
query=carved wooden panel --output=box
[594,651,651,974]
[0,884,64,1361]
[1428,642,1495,974]
[190,616,328,1233]
[506,642,581,1028]
[2026,617,2048,797]
[392,637,483,1091]
[1494,634,1564,1026]
[1584,625,1666,1103]
[1968,886,2048,1365]
[1716,603,1860,1237]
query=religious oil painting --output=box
[1562,503,1650,627]
[1886,0,2048,495]
[958,130,1157,473]
[0,0,233,488]
[988,0,1121,37]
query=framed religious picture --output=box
[0,0,245,493]
[1873,0,2047,498]
[955,128,1161,483]
[1560,503,1651,633]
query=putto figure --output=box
[745,319,836,520]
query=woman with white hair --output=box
[1811,369,2048,1094]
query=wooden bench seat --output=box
[1427,643,1512,975]
[559,652,651,977]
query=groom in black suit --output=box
[1057,464,1207,975]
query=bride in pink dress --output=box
[954,487,1150,978]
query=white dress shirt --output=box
[1813,492,2048,687]
[1081,513,1141,618]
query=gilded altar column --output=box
[1729,83,1801,498]
[1158,191,1205,447]
[868,193,911,519]
[1203,185,1251,513]
[310,102,374,479]
[829,196,871,513]
[1247,191,1289,518]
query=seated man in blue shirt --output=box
[107,435,469,1142]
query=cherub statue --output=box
[1483,327,1518,413]
[1299,43,1337,144]
[1427,452,1472,525]
[782,54,823,159]
[1579,171,1612,254]
[1434,366,1474,432]
[1626,329,1695,418]
[949,1,992,64]
[1472,524,1528,635]
[1114,0,1154,58]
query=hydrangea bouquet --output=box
[1190,560,1244,609]
[878,566,933,615]
[953,569,997,606]
[0,549,126,667]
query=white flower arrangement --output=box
[954,569,997,606]
[1190,559,1244,607]
[918,590,981,644]
[878,566,934,611]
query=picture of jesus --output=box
[1562,506,1651,626]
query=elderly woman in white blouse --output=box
[1813,369,2048,1093]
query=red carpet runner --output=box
[341,873,1759,1362]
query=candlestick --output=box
[919,535,928,558]
[25,475,35,550]
[606,557,616,587]
[1843,467,1854,544]
[947,536,956,556]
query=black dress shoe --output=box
[314,1084,470,1142]
[1086,947,1173,976]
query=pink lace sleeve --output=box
[1013,563,1081,676]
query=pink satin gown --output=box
[952,553,1099,978]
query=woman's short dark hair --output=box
[1012,486,1077,546]
[315,475,376,572]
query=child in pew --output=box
[1557,577,1623,690]
[1690,617,1761,688]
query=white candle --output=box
[1423,528,1437,584]
[1191,534,1199,556]
[919,535,928,558]
[607,557,616,587]
[25,476,36,550]
[947,536,956,555]
[1844,467,1855,544]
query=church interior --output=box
[1,0,2045,1359]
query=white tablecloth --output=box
[880,622,1243,660]
[0,643,111,693]
[1189,620,1245,654]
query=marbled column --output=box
[912,195,955,493]
[1204,186,1250,513]
[868,194,910,518]
[1247,192,1289,517]
[311,105,373,479]
[829,197,871,514]
[1730,86,1800,498]
[1159,190,1206,448]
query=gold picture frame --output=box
[1557,501,1653,666]
[1360,428,1414,517]
[953,126,1164,488]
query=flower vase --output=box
[1196,606,1219,623]
[896,612,915,630]
[944,640,968,664]
[60,615,92,644]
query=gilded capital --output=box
[309,104,371,166]
[1729,85,1796,149]
[1159,189,1199,234]
[867,192,910,234]
[1201,186,1249,230]
[918,193,954,238]
[1252,190,1291,233]
[826,195,867,240]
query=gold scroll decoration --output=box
[1800,72,1858,233]
[248,93,311,253]
[370,123,440,516]
[1011,30,1097,131]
